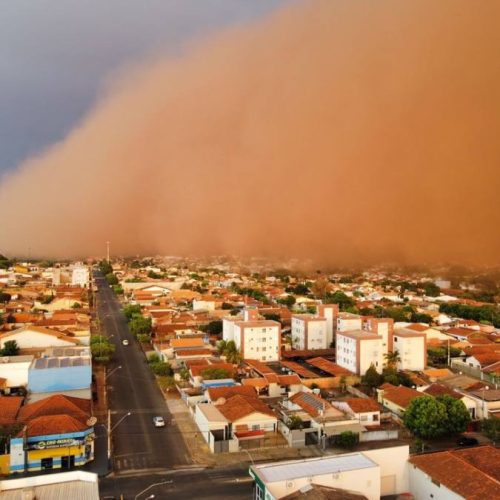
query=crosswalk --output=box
[113,452,164,471]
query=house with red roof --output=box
[0,394,95,474]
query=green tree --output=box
[336,431,359,448]
[150,362,173,376]
[0,340,19,357]
[90,335,115,363]
[381,367,400,386]
[105,273,118,286]
[200,320,222,336]
[148,353,161,364]
[403,396,446,439]
[277,295,296,308]
[179,367,190,381]
[437,395,470,435]
[384,350,401,368]
[324,291,355,311]
[423,282,441,297]
[123,304,142,321]
[137,333,152,344]
[292,283,310,295]
[217,339,242,364]
[201,367,231,380]
[99,260,113,275]
[263,313,281,323]
[129,315,152,337]
[482,418,500,443]
[361,364,383,389]
[287,415,303,430]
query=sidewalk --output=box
[163,391,324,468]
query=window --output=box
[256,485,264,500]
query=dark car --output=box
[457,435,479,446]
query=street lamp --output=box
[105,365,122,380]
[107,411,132,460]
[239,447,254,465]
[134,480,172,500]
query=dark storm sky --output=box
[0,0,285,172]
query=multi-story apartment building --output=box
[317,304,339,346]
[233,320,281,362]
[291,314,328,350]
[224,307,281,362]
[393,330,426,371]
[71,265,89,287]
[337,312,363,333]
[336,330,384,375]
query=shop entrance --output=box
[61,455,75,469]
[41,458,53,470]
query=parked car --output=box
[122,339,129,346]
[457,435,478,446]
[153,416,165,428]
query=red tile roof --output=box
[0,396,24,426]
[208,385,256,401]
[281,361,318,379]
[217,394,276,422]
[190,362,235,378]
[342,398,380,413]
[409,447,500,499]
[18,394,91,424]
[307,357,352,376]
[21,414,89,437]
[379,383,424,409]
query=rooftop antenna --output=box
[106,241,110,263]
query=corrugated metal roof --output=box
[0,480,99,500]
[255,453,377,483]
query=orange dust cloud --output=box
[1,0,499,265]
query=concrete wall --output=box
[0,360,31,387]
[409,463,461,500]
[363,445,409,496]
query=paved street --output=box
[94,271,191,474]
[99,465,254,500]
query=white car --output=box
[153,416,165,428]
[122,339,129,346]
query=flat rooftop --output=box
[33,357,90,369]
[252,453,377,483]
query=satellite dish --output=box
[87,416,97,426]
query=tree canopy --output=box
[0,340,19,357]
[404,395,470,439]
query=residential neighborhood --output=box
[0,255,498,498]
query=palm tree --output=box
[384,350,401,368]
[216,339,228,355]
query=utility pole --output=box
[106,241,110,263]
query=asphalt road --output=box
[94,271,191,474]
[99,465,254,500]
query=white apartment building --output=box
[317,304,339,346]
[222,307,260,343]
[336,330,384,375]
[233,320,281,362]
[291,314,327,350]
[393,330,426,371]
[337,312,363,333]
[364,317,394,352]
[71,265,89,287]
